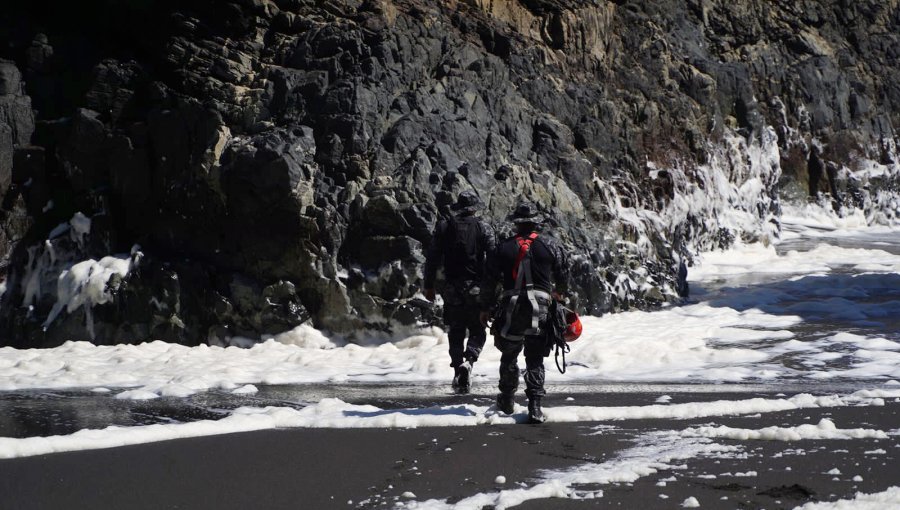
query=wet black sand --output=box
[2,390,898,510]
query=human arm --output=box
[480,220,497,264]
[551,239,570,300]
[479,236,501,320]
[422,220,446,300]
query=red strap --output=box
[512,232,539,281]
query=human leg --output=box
[523,335,548,423]
[463,306,487,363]
[444,306,467,368]
[454,309,484,393]
[495,336,523,414]
[444,303,468,389]
[522,335,547,399]
[447,324,467,389]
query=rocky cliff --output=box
[0,0,897,347]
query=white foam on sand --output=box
[3,292,892,397]
[681,418,888,441]
[0,276,893,397]
[2,390,897,460]
[792,487,900,510]
[2,217,900,396]
[396,389,897,510]
[398,432,735,510]
[1,389,894,509]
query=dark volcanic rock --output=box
[0,60,34,147]
[0,0,898,345]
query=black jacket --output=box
[480,230,569,308]
[424,214,496,288]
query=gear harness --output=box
[500,232,571,373]
[499,233,549,340]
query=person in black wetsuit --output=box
[480,201,569,424]
[423,190,496,393]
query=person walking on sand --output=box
[423,190,496,393]
[480,201,570,424]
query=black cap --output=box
[507,201,546,224]
[450,190,482,213]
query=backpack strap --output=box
[519,255,541,335]
[511,232,538,281]
[554,336,571,373]
[500,233,542,339]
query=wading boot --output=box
[456,361,472,394]
[527,398,546,424]
[496,392,515,414]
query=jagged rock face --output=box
[0,59,35,286]
[0,0,897,346]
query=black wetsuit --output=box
[424,214,496,368]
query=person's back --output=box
[491,234,565,296]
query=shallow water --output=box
[691,233,900,381]
[0,379,886,439]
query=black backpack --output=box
[443,215,484,279]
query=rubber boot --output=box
[456,361,472,394]
[496,392,515,414]
[527,398,546,424]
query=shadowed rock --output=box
[0,0,898,345]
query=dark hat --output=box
[450,190,482,213]
[507,201,546,224]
